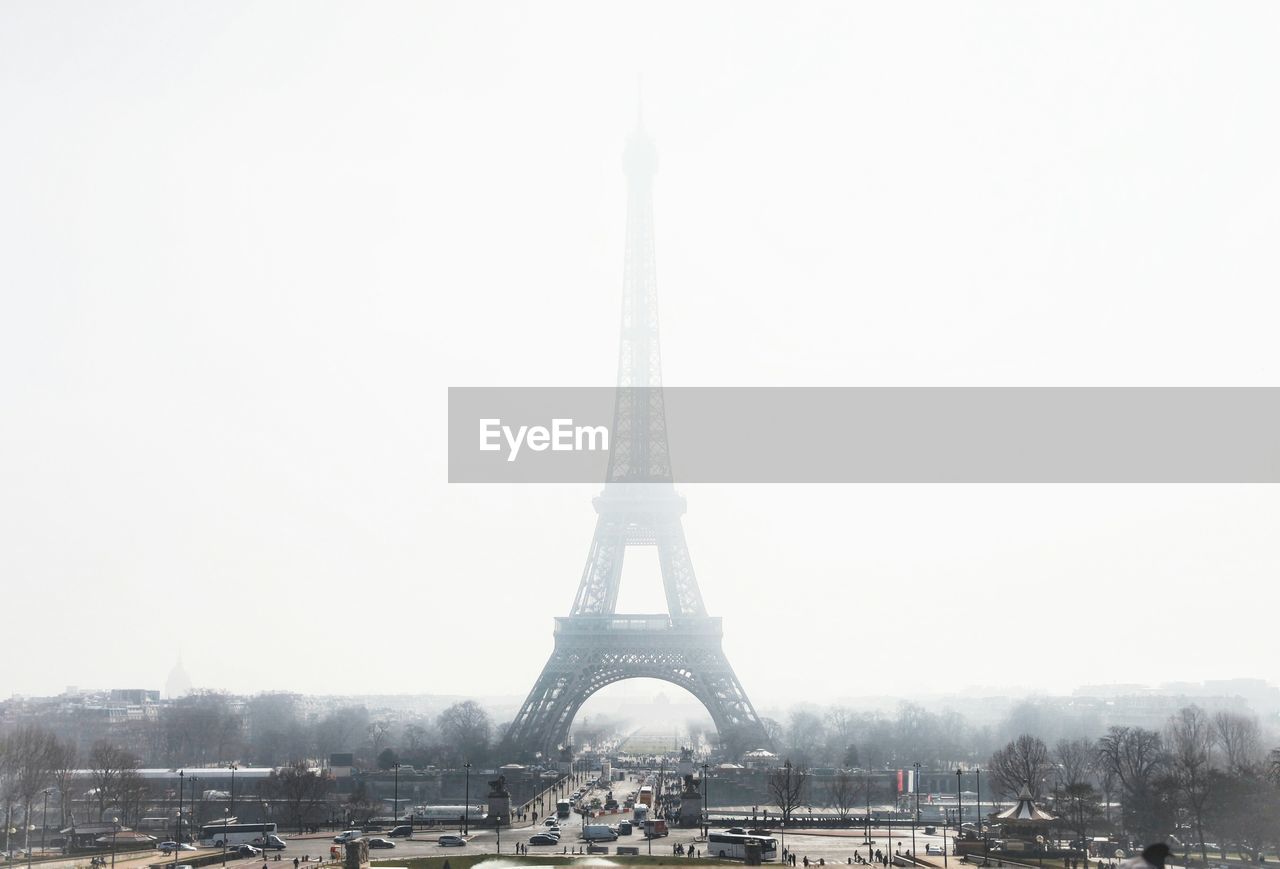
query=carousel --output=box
[990,785,1057,854]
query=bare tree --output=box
[1095,726,1167,843]
[1166,706,1216,862]
[1053,781,1103,847]
[436,701,491,767]
[767,761,807,825]
[1053,738,1094,789]
[11,726,62,854]
[86,740,140,822]
[116,768,150,827]
[51,740,79,827]
[1212,711,1261,775]
[827,770,857,820]
[989,734,1051,799]
[1,731,20,860]
[262,762,334,834]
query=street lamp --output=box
[227,763,238,817]
[462,762,472,836]
[40,789,52,857]
[701,763,710,837]
[912,762,920,862]
[494,813,502,854]
[976,767,987,866]
[109,816,120,869]
[173,809,182,869]
[221,809,230,867]
[392,764,400,829]
[177,771,185,848]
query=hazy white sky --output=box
[2,2,1279,703]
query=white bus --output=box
[199,822,277,848]
[403,805,488,824]
[707,832,779,861]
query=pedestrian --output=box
[294,857,300,869]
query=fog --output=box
[2,2,1280,702]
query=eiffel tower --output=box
[503,111,771,760]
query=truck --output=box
[583,824,618,842]
[643,819,669,838]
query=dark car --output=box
[367,839,395,850]
[388,826,413,838]
[235,845,262,858]
[529,834,560,846]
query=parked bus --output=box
[556,800,572,819]
[707,832,779,861]
[637,786,653,807]
[403,805,488,824]
[200,822,277,848]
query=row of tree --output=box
[9,692,499,771]
[765,706,1280,862]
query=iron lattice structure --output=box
[503,118,771,760]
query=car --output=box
[367,839,396,849]
[926,845,944,855]
[543,818,561,827]
[157,842,180,852]
[529,834,560,846]
[235,845,263,858]
[438,835,466,847]
[726,828,746,835]
[333,831,361,844]
[388,826,414,838]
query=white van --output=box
[582,825,618,842]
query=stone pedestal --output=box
[679,792,703,828]
[343,839,369,869]
[488,794,512,825]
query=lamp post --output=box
[177,771,185,847]
[494,814,502,854]
[25,824,35,869]
[463,762,471,836]
[40,789,52,857]
[392,764,400,829]
[109,816,120,869]
[228,764,238,817]
[887,790,893,866]
[221,809,229,867]
[864,772,873,866]
[955,769,964,863]
[912,762,920,863]
[189,775,199,829]
[976,767,986,866]
[702,763,709,837]
[173,809,181,869]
